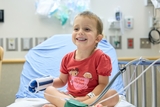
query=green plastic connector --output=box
[64,99,88,107]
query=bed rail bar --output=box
[118,58,160,107]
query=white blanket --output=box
[7,95,135,107]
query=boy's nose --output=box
[78,29,84,36]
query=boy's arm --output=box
[91,75,109,96]
[53,72,68,88]
[75,75,109,102]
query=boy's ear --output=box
[96,34,103,43]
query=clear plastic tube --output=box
[97,58,160,105]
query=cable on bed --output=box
[89,57,143,106]
[93,58,160,106]
[124,57,149,93]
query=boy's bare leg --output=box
[42,104,56,107]
[43,87,118,107]
[43,86,71,107]
[83,89,119,107]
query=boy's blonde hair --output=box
[76,11,104,37]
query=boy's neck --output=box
[75,48,96,60]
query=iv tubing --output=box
[125,57,149,92]
[96,58,160,105]
[89,58,142,106]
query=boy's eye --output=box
[85,28,90,31]
[74,28,79,31]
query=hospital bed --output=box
[0,46,4,82]
[7,34,135,107]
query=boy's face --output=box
[72,16,101,50]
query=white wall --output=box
[0,0,159,59]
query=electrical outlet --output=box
[6,38,18,51]
[127,38,134,49]
[140,38,151,49]
[110,36,122,49]
[21,38,33,51]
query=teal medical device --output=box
[64,99,88,107]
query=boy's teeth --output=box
[77,38,86,40]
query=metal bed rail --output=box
[118,58,160,107]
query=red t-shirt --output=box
[60,49,112,97]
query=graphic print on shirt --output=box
[69,68,92,90]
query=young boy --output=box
[43,11,119,107]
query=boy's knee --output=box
[44,86,56,98]
[109,89,119,103]
[45,86,55,92]
[107,89,118,96]
[106,89,119,102]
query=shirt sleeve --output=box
[60,54,69,74]
[97,54,112,76]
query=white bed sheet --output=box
[7,95,135,107]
